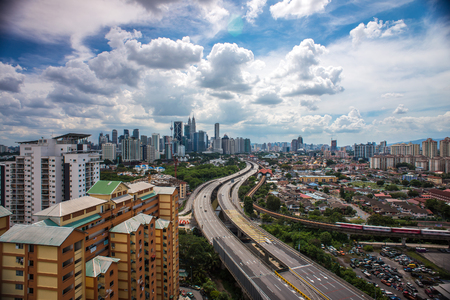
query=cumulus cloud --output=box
[377,111,450,133]
[43,60,118,96]
[393,104,408,114]
[254,91,283,105]
[196,43,257,93]
[272,39,343,97]
[329,108,366,133]
[381,93,404,98]
[245,0,267,24]
[129,0,181,13]
[350,18,407,46]
[209,92,235,100]
[300,98,319,111]
[270,0,330,20]
[0,62,25,93]
[126,36,203,69]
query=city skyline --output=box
[0,0,449,147]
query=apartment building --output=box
[0,205,12,236]
[422,138,438,158]
[1,179,179,300]
[0,133,100,225]
[297,175,338,183]
[390,142,420,156]
[0,225,85,300]
[102,143,117,161]
[85,256,120,300]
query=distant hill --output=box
[388,137,447,146]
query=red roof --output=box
[259,169,273,176]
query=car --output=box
[381,279,391,286]
[181,290,187,296]
[187,292,195,298]
[415,280,424,288]
[191,285,201,290]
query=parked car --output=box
[415,280,424,288]
[187,292,195,298]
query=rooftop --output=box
[0,205,12,218]
[127,182,154,194]
[153,186,176,195]
[155,218,170,229]
[0,225,75,246]
[85,256,120,277]
[88,180,122,195]
[34,196,106,218]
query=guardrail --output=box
[274,270,311,300]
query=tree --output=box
[410,179,422,187]
[340,187,345,199]
[261,213,273,223]
[323,187,330,194]
[285,173,292,179]
[407,189,419,197]
[385,184,399,191]
[266,195,281,211]
[320,232,332,245]
[402,180,410,186]
[244,196,253,215]
[376,180,385,186]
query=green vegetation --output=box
[238,176,257,198]
[396,162,415,170]
[367,214,417,227]
[179,230,238,299]
[426,198,450,220]
[163,163,241,190]
[406,251,450,279]
[100,170,145,182]
[261,221,387,299]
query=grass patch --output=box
[406,251,450,279]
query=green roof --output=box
[0,224,75,246]
[140,192,157,201]
[155,218,170,229]
[32,219,58,227]
[85,256,120,277]
[87,180,122,195]
[0,205,12,218]
[63,214,101,228]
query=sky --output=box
[0,0,449,147]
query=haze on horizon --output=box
[0,0,449,147]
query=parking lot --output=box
[179,286,202,300]
[335,245,446,300]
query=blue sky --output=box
[0,0,449,147]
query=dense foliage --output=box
[163,163,240,189]
[426,198,450,220]
[261,221,387,299]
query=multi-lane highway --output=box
[218,162,371,300]
[193,162,305,300]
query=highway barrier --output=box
[274,270,311,300]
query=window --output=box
[16,270,23,276]
[110,270,114,276]
[110,280,114,287]
[29,274,34,280]
[15,284,23,290]
[15,243,23,249]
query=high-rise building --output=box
[141,135,148,145]
[151,133,160,152]
[0,180,180,300]
[184,124,190,140]
[291,139,298,152]
[132,129,139,139]
[222,135,230,154]
[173,121,182,141]
[331,140,337,151]
[99,132,108,146]
[191,115,196,134]
[298,136,303,148]
[102,143,117,161]
[440,137,450,157]
[0,134,100,224]
[354,142,376,159]
[112,129,118,144]
[390,142,419,156]
[124,129,129,138]
[214,123,219,139]
[122,138,141,162]
[422,138,438,158]
[244,138,251,153]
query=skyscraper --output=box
[422,138,438,158]
[291,139,298,152]
[122,137,141,161]
[214,123,219,139]
[191,115,196,133]
[152,133,160,152]
[112,129,118,144]
[298,136,303,148]
[0,133,100,224]
[124,129,129,138]
[440,137,450,157]
[174,121,183,141]
[331,140,337,151]
[132,128,139,139]
[141,135,148,145]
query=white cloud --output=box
[0,62,25,93]
[350,18,407,46]
[270,0,330,20]
[393,104,408,114]
[381,93,404,98]
[329,108,366,133]
[196,43,257,93]
[272,39,343,97]
[245,0,267,24]
[377,112,450,133]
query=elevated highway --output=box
[193,163,306,300]
[218,164,370,300]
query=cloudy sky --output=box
[0,0,449,147]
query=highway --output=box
[218,162,371,300]
[194,162,305,300]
